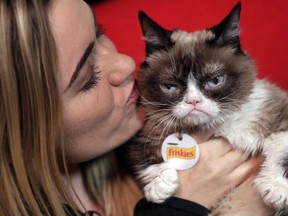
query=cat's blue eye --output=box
[160,83,179,94]
[206,75,225,89]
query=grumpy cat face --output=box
[137,2,256,131]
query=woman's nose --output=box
[108,53,136,86]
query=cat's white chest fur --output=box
[215,80,268,155]
[215,79,288,211]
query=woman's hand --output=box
[175,138,263,210]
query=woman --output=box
[0,0,261,215]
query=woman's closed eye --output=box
[81,70,100,92]
[81,56,101,92]
[79,23,105,92]
[79,22,105,92]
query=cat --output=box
[126,2,288,215]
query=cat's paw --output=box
[143,167,179,203]
[254,176,288,209]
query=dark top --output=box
[65,197,210,216]
[134,197,210,216]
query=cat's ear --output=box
[210,2,241,49]
[138,11,173,56]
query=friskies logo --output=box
[167,146,196,160]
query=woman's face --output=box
[49,0,142,163]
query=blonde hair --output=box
[0,1,142,216]
[85,152,143,216]
[0,0,74,215]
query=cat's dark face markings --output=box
[137,2,256,130]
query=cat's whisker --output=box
[219,106,241,116]
[135,91,160,106]
[144,109,172,119]
[217,89,247,105]
[142,116,172,154]
[146,109,174,117]
[154,112,176,132]
[144,115,170,127]
[159,115,176,141]
[163,99,178,106]
[167,51,178,75]
[145,110,171,117]
[138,97,171,107]
[143,113,172,141]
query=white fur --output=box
[144,34,164,47]
[215,80,288,210]
[171,30,214,44]
[254,132,288,209]
[215,80,268,155]
[138,162,179,203]
[210,131,288,215]
[173,79,220,126]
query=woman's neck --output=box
[62,164,105,216]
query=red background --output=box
[93,0,288,91]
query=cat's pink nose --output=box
[185,98,202,106]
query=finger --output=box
[219,150,250,173]
[247,155,264,174]
[227,156,263,188]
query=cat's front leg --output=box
[138,161,179,203]
[254,131,288,209]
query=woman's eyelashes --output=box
[81,70,100,92]
[81,60,101,92]
[96,24,105,38]
[80,24,105,92]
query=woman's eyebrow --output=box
[66,41,95,90]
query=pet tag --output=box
[161,133,200,170]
